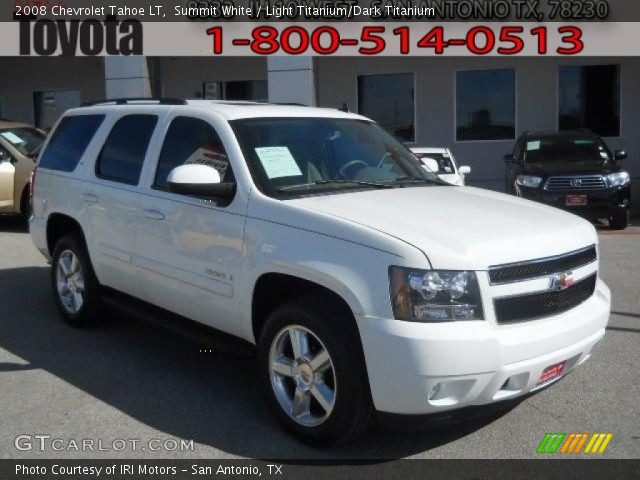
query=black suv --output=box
[505,130,631,229]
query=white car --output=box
[30,100,609,446]
[411,147,470,186]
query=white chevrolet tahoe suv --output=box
[30,99,610,446]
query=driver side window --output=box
[153,116,232,192]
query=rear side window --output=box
[96,115,158,185]
[153,116,231,191]
[39,115,104,172]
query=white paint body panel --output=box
[167,163,221,185]
[285,186,598,271]
[30,101,610,416]
[0,161,15,209]
[411,147,468,187]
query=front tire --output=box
[610,208,629,230]
[257,296,374,446]
[51,234,101,327]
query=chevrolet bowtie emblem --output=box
[549,272,575,291]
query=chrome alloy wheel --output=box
[269,325,337,427]
[55,250,85,314]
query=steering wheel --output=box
[338,160,369,178]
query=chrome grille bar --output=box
[544,175,607,191]
[488,245,597,285]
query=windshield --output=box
[523,134,611,164]
[231,117,439,196]
[415,153,455,174]
[0,127,45,157]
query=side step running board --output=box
[100,287,255,357]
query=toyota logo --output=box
[570,179,583,187]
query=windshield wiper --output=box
[277,179,394,192]
[316,179,394,188]
[393,175,438,184]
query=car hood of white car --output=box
[285,185,598,270]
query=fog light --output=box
[428,383,442,400]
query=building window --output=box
[202,80,268,102]
[226,80,268,102]
[33,90,81,130]
[456,69,515,141]
[559,65,620,137]
[358,73,414,142]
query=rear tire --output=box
[51,234,102,327]
[20,187,31,223]
[257,296,374,446]
[610,209,629,230]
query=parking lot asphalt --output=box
[0,215,638,460]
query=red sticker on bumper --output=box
[538,361,566,385]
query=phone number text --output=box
[206,25,584,56]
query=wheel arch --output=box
[250,271,363,344]
[46,212,88,257]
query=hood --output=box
[285,185,597,270]
[438,173,464,186]
[521,160,620,177]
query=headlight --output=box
[606,171,630,187]
[389,267,484,322]
[515,175,542,188]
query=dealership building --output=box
[0,56,637,212]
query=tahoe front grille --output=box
[544,175,607,191]
[494,274,597,324]
[488,245,597,285]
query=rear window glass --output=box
[96,115,158,185]
[39,115,104,172]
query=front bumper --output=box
[518,185,631,219]
[356,275,610,415]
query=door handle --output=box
[82,193,99,203]
[142,209,165,221]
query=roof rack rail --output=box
[83,98,187,106]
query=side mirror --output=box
[166,164,235,200]
[458,165,471,175]
[503,154,515,164]
[420,157,440,173]
[614,149,627,161]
